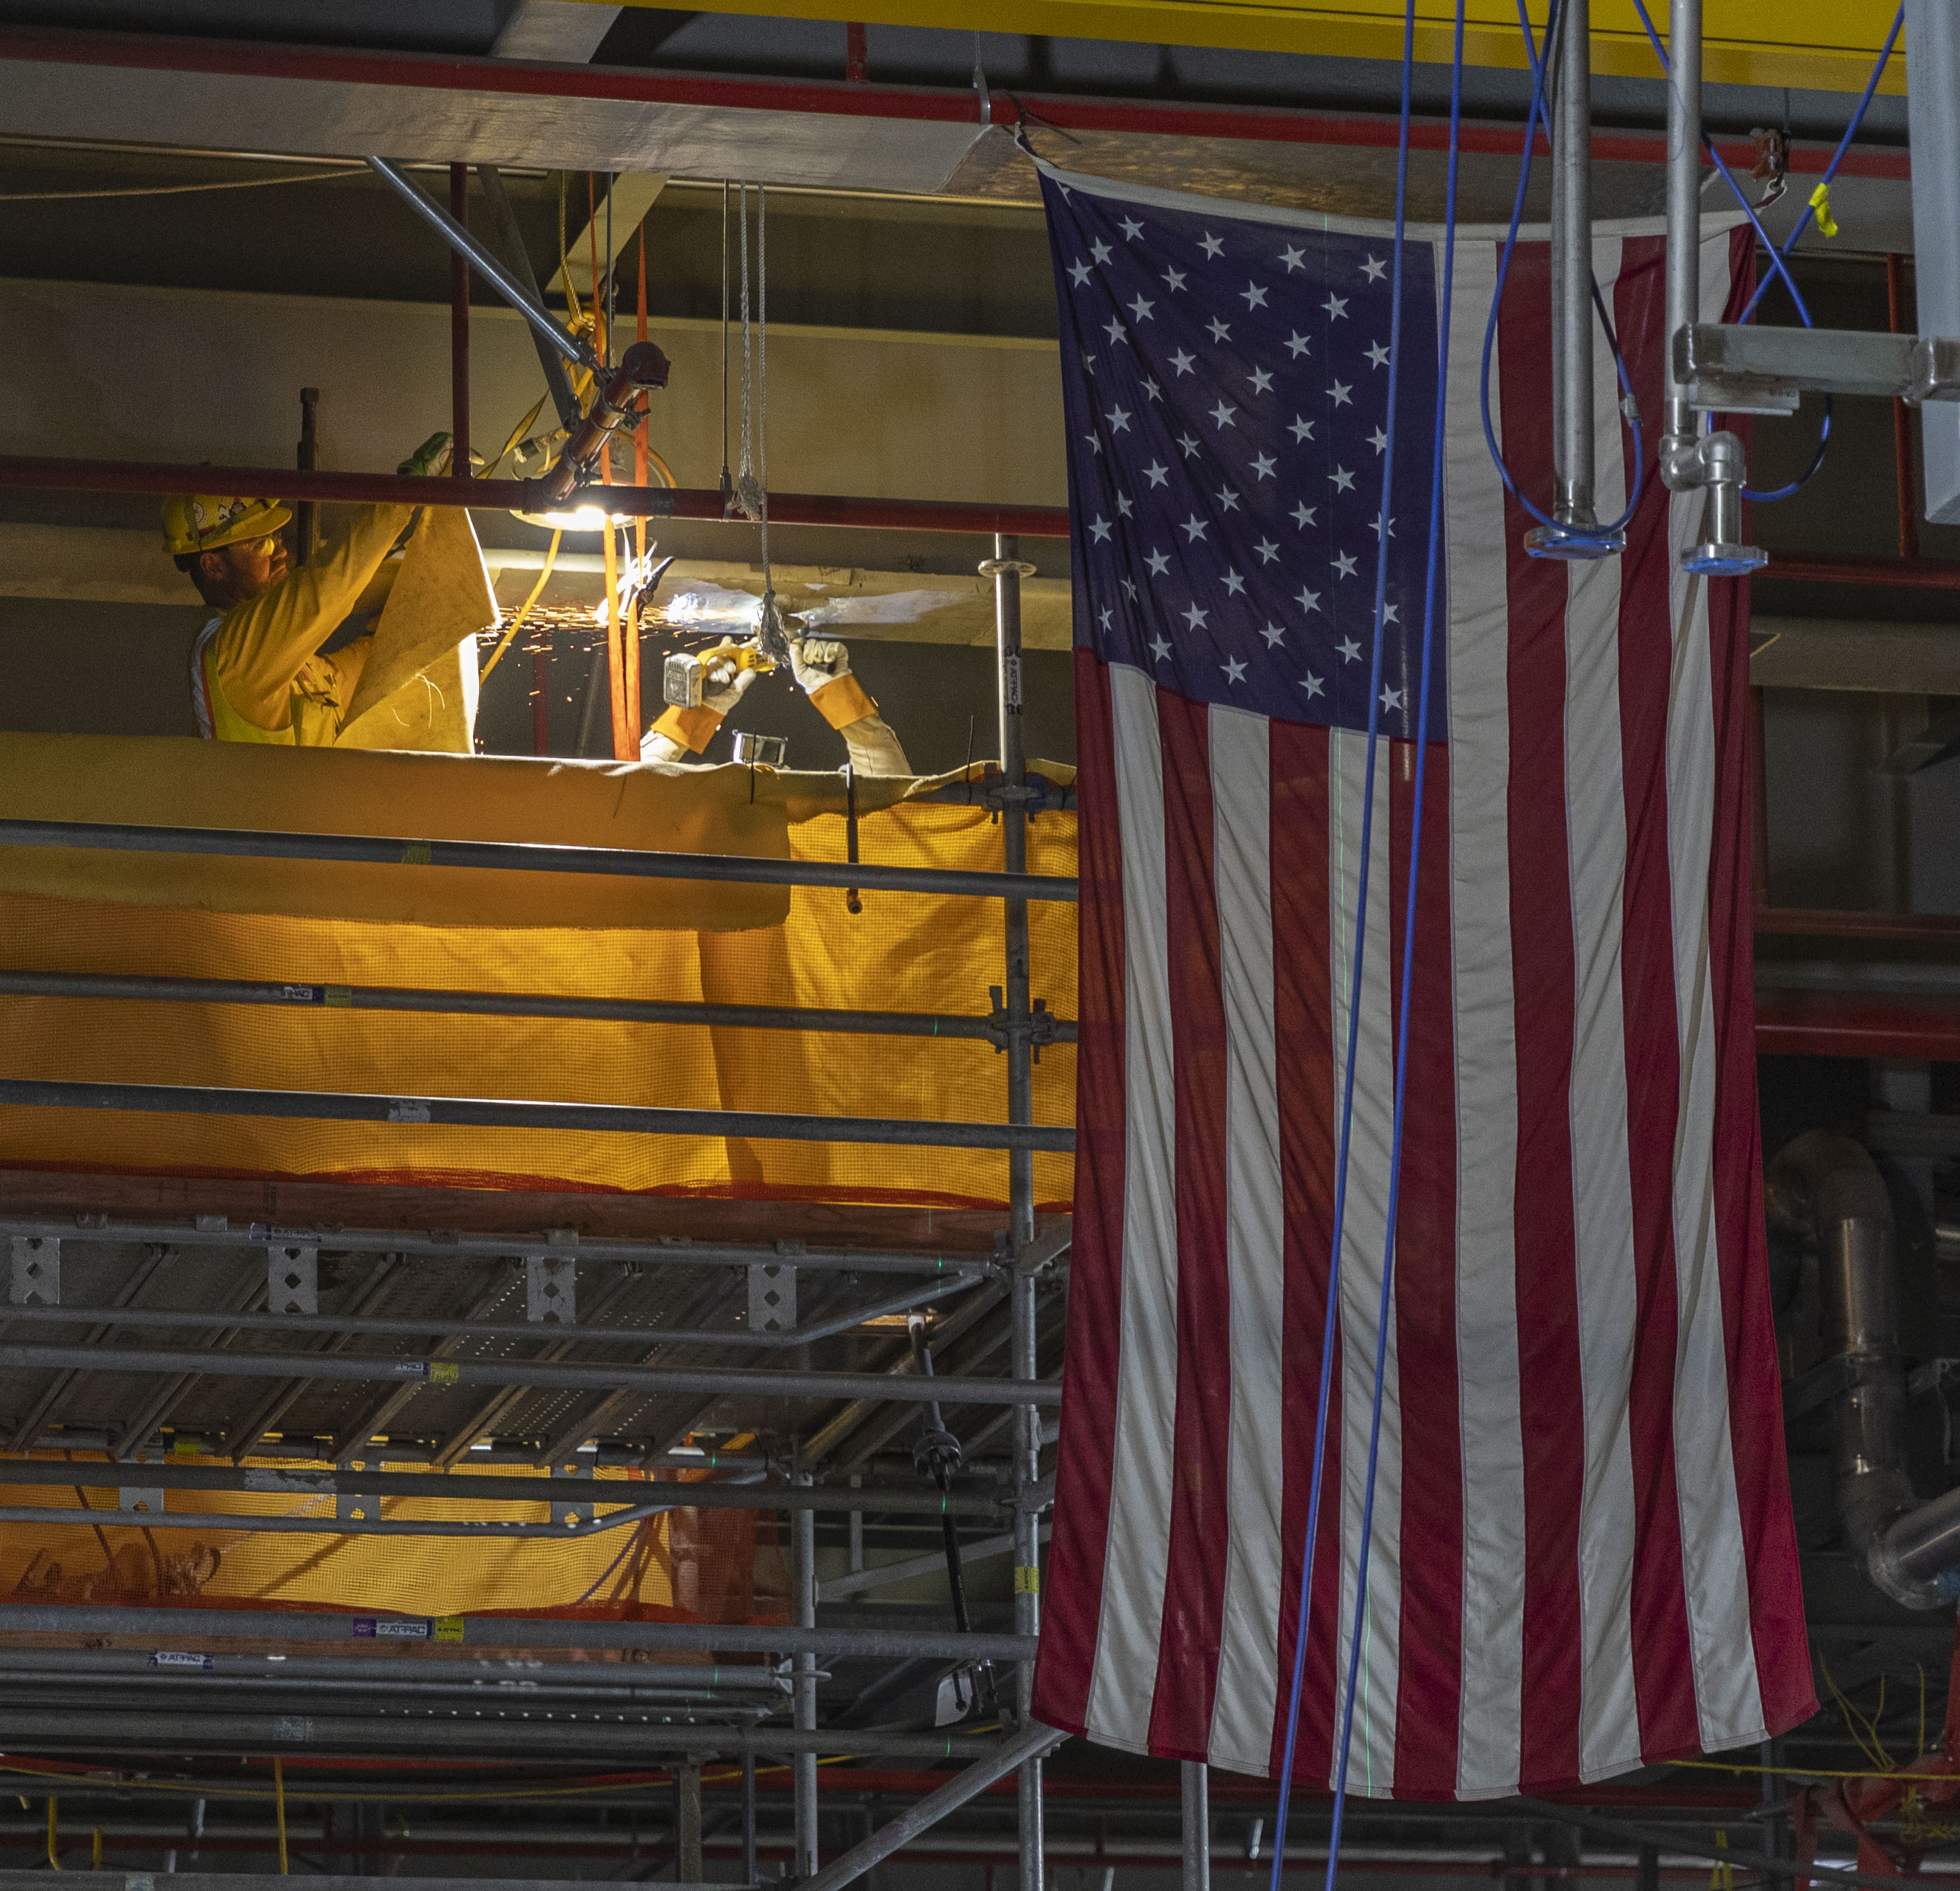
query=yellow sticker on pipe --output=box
[1014,1565,1041,1595]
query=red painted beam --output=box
[1754,904,1960,942]
[0,23,1909,176]
[1755,989,1960,1060]
[1765,553,1960,591]
[0,454,1073,537]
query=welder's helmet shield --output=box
[161,494,294,557]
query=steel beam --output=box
[793,1481,820,1877]
[0,817,1079,904]
[0,1604,1036,1662]
[0,1079,1075,1156]
[1678,322,1960,411]
[0,1341,1063,1407]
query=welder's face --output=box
[218,531,290,600]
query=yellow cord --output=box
[91,1828,101,1870]
[480,529,562,683]
[274,1757,288,1876]
[45,1795,60,1870]
[480,394,550,480]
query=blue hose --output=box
[1323,0,1467,1849]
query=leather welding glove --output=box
[790,637,911,778]
[640,656,759,762]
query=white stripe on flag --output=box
[1329,724,1404,1796]
[1664,229,1765,1750]
[1565,233,1642,1782]
[1206,703,1286,1774]
[1442,236,1527,1798]
[1084,663,1181,1746]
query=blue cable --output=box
[1477,0,1646,537]
[1323,0,1466,1860]
[1265,1,1437,1876]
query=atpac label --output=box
[149,1651,213,1672]
[352,1617,431,1640]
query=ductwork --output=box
[1767,1131,1960,1608]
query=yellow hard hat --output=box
[161,493,293,558]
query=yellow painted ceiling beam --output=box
[579,1,1905,96]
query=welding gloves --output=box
[640,656,760,762]
[640,636,911,776]
[790,638,911,778]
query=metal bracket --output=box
[1678,322,1960,415]
[336,1488,378,1523]
[8,1235,58,1306]
[525,1254,576,1325]
[550,1462,592,1527]
[985,988,1059,1059]
[748,1260,798,1334]
[266,1244,317,1316]
[1014,1221,1073,1280]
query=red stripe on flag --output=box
[1266,720,1344,1786]
[1148,690,1234,1757]
[1608,233,1698,1757]
[1495,240,1588,1791]
[1703,235,1816,1737]
[1032,650,1131,1737]
[1388,737,1466,1797]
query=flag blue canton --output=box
[1043,170,1447,739]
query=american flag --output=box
[1032,163,1815,1799]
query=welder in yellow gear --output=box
[168,485,421,745]
[640,634,910,775]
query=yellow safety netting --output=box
[0,735,1077,1212]
[0,1455,785,1627]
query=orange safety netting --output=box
[0,735,1077,1212]
[0,1453,787,1631]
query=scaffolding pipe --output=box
[0,1604,1036,1661]
[0,1708,1011,1762]
[0,1079,1075,1156]
[793,1720,1067,1891]
[0,1648,789,1692]
[0,969,1077,1046]
[0,818,1079,904]
[6,1458,1005,1518]
[0,1503,669,1540]
[0,1214,989,1276]
[1549,0,1596,532]
[0,455,1072,537]
[0,1341,1064,1408]
[793,1481,820,1878]
[0,1273,988,1355]
[1181,1763,1211,1891]
[365,155,598,375]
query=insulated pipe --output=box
[1765,1132,1948,1607]
[1549,0,1597,530]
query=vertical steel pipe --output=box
[794,1489,820,1877]
[1663,0,1703,451]
[295,386,319,566]
[988,529,1047,1891]
[742,1751,758,1888]
[1549,0,1596,528]
[1888,253,1921,559]
[1180,1762,1210,1891]
[449,163,471,480]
